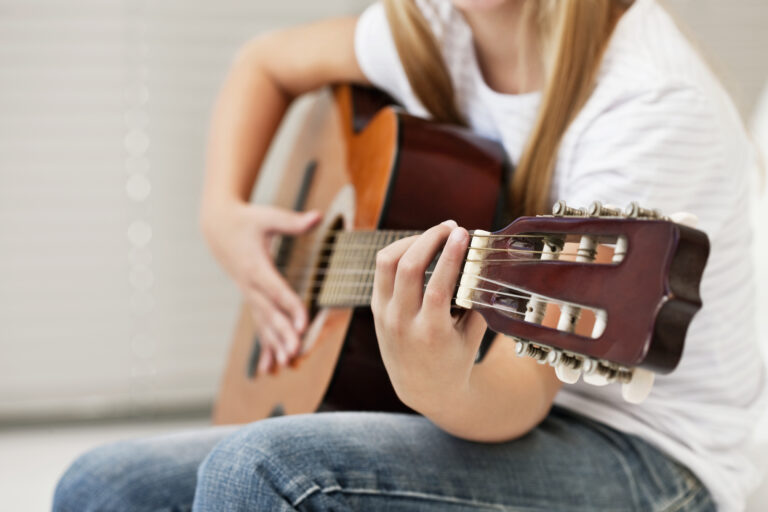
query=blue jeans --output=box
[53,407,714,511]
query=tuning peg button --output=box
[515,340,550,363]
[588,201,623,217]
[624,202,662,219]
[555,364,581,384]
[552,200,586,217]
[583,371,611,386]
[621,368,655,403]
[582,358,612,386]
[548,351,582,384]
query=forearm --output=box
[201,39,291,222]
[421,335,562,443]
[201,16,364,229]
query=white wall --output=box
[0,0,370,421]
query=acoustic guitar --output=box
[213,85,709,425]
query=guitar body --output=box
[213,85,508,425]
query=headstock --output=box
[456,200,710,403]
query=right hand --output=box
[202,201,321,373]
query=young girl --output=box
[54,0,764,510]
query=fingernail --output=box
[450,228,467,243]
[294,316,304,332]
[441,220,458,228]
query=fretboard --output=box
[317,230,423,307]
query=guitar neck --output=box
[316,230,423,308]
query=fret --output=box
[316,229,427,308]
[368,232,376,303]
[342,232,353,305]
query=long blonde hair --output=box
[383,0,626,216]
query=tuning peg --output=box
[583,372,611,386]
[621,368,655,403]
[624,202,662,219]
[555,363,581,384]
[587,201,623,217]
[515,340,549,363]
[552,200,586,217]
[582,358,612,386]
[547,350,582,384]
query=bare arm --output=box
[427,336,562,442]
[200,17,367,372]
[201,16,367,213]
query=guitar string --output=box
[287,243,566,254]
[297,270,591,312]
[280,235,568,260]
[303,286,582,321]
[274,232,605,280]
[275,230,589,260]
[277,231,563,256]
[270,231,603,312]
[275,243,581,274]
[314,276,577,310]
[304,279,533,304]
[281,240,570,261]
[307,283,534,310]
[277,242,593,291]
[275,234,591,284]
[274,250,601,284]
[286,230,552,242]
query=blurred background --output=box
[0,0,766,509]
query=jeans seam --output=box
[323,486,520,510]
[308,485,620,511]
[292,483,510,510]
[291,484,322,507]
[661,483,707,512]
[224,441,319,510]
[248,435,516,511]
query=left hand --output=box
[371,220,488,416]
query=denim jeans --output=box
[53,407,714,511]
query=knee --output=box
[194,419,313,509]
[53,442,128,512]
[52,441,160,512]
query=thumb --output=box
[264,208,321,235]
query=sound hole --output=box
[246,215,344,378]
[306,216,344,320]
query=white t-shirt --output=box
[355,1,766,510]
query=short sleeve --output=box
[354,2,429,117]
[560,83,732,234]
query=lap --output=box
[53,407,714,512]
[193,407,714,512]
